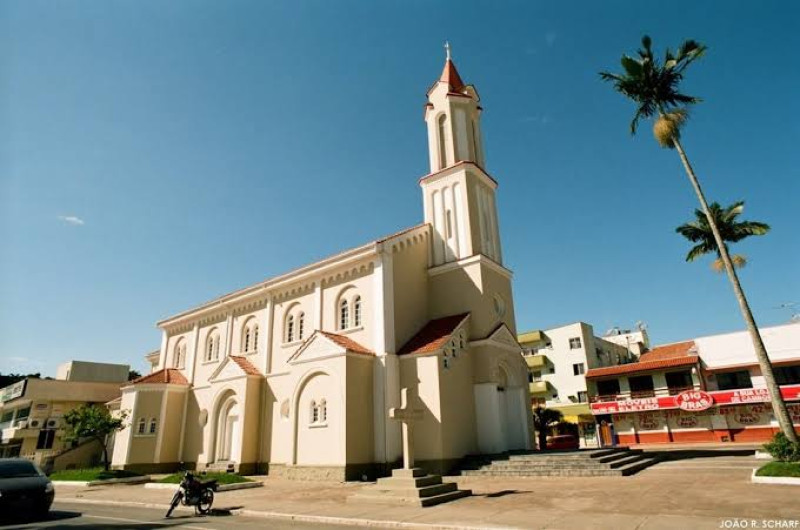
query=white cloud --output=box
[58,215,85,226]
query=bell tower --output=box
[421,44,502,268]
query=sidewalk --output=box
[55,454,800,530]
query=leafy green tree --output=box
[600,36,797,442]
[532,407,563,451]
[676,200,770,271]
[128,370,142,381]
[63,404,127,471]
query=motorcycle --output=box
[165,471,218,517]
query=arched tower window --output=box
[353,296,362,327]
[310,400,319,424]
[339,299,350,331]
[319,399,327,423]
[437,114,449,170]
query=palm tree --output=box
[600,36,797,442]
[533,406,563,451]
[676,200,770,271]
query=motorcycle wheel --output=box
[165,490,181,518]
[196,488,214,515]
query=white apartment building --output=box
[519,322,644,446]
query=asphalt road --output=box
[0,501,363,529]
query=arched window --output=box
[206,330,220,361]
[339,299,349,331]
[243,327,251,353]
[437,114,449,169]
[149,418,157,434]
[252,324,259,351]
[173,341,186,369]
[319,399,327,423]
[353,296,362,327]
[310,400,318,424]
[137,417,146,435]
[298,313,305,340]
[287,315,295,343]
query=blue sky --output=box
[1,1,798,376]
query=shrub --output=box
[763,432,800,462]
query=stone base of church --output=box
[112,462,188,474]
[267,463,386,482]
[414,458,463,477]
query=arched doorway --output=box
[497,363,527,451]
[213,393,240,463]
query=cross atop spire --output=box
[444,41,451,61]
[437,42,465,93]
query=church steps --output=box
[376,475,443,488]
[459,449,660,477]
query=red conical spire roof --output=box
[439,58,465,92]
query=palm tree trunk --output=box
[670,133,797,443]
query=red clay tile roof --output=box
[439,59,466,92]
[638,340,696,362]
[398,313,470,356]
[229,355,261,376]
[130,368,188,386]
[319,331,374,356]
[585,355,700,379]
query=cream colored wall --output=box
[295,368,344,466]
[438,330,477,458]
[22,379,122,404]
[428,259,514,340]
[390,238,429,352]
[272,289,317,370]
[155,390,186,465]
[111,389,136,467]
[56,361,129,383]
[180,391,203,463]
[345,356,374,464]
[400,354,443,461]
[126,390,161,464]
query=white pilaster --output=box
[314,282,323,332]
[224,312,234,358]
[188,323,200,384]
[157,331,168,371]
[263,297,274,374]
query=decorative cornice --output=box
[427,254,512,279]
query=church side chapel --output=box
[111,46,533,480]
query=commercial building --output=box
[587,322,800,445]
[0,361,128,471]
[519,322,644,446]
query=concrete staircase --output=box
[460,448,659,477]
[348,467,471,507]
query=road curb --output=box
[751,468,800,485]
[57,497,510,529]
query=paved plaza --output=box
[48,450,800,530]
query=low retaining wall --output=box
[144,481,263,492]
[53,476,151,487]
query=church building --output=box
[111,49,533,480]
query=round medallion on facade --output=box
[493,294,506,318]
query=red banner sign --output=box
[590,384,800,414]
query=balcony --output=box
[529,380,551,395]
[590,394,619,403]
[525,354,548,370]
[630,390,656,399]
[667,386,695,396]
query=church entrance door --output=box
[215,397,240,463]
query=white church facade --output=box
[111,51,533,480]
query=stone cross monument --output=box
[389,387,423,469]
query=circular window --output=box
[493,294,506,318]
